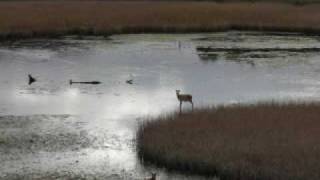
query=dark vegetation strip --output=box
[196,47,320,53]
[1,0,320,5]
[137,102,320,180]
[1,1,320,40]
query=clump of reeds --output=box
[1,1,320,40]
[137,102,320,179]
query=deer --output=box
[176,90,193,113]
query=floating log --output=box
[69,80,101,85]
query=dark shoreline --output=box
[2,26,320,41]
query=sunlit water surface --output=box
[1,31,320,179]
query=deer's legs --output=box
[190,101,194,111]
[180,101,182,114]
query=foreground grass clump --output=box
[1,1,320,39]
[137,102,320,180]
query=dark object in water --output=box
[28,74,36,85]
[69,80,101,85]
[126,79,133,84]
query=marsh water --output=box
[1,31,320,179]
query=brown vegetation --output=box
[1,1,320,39]
[137,102,320,179]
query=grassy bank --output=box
[1,1,320,39]
[137,102,320,179]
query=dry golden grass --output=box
[1,1,320,39]
[137,102,320,179]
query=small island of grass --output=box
[137,102,320,179]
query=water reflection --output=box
[1,32,320,179]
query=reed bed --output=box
[1,1,320,39]
[137,102,320,179]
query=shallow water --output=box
[1,31,320,179]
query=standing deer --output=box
[176,90,193,113]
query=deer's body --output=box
[176,90,193,112]
[145,173,156,180]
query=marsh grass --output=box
[1,1,320,39]
[0,137,5,144]
[137,102,320,179]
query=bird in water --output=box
[28,74,36,85]
[126,79,133,84]
[126,74,134,85]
